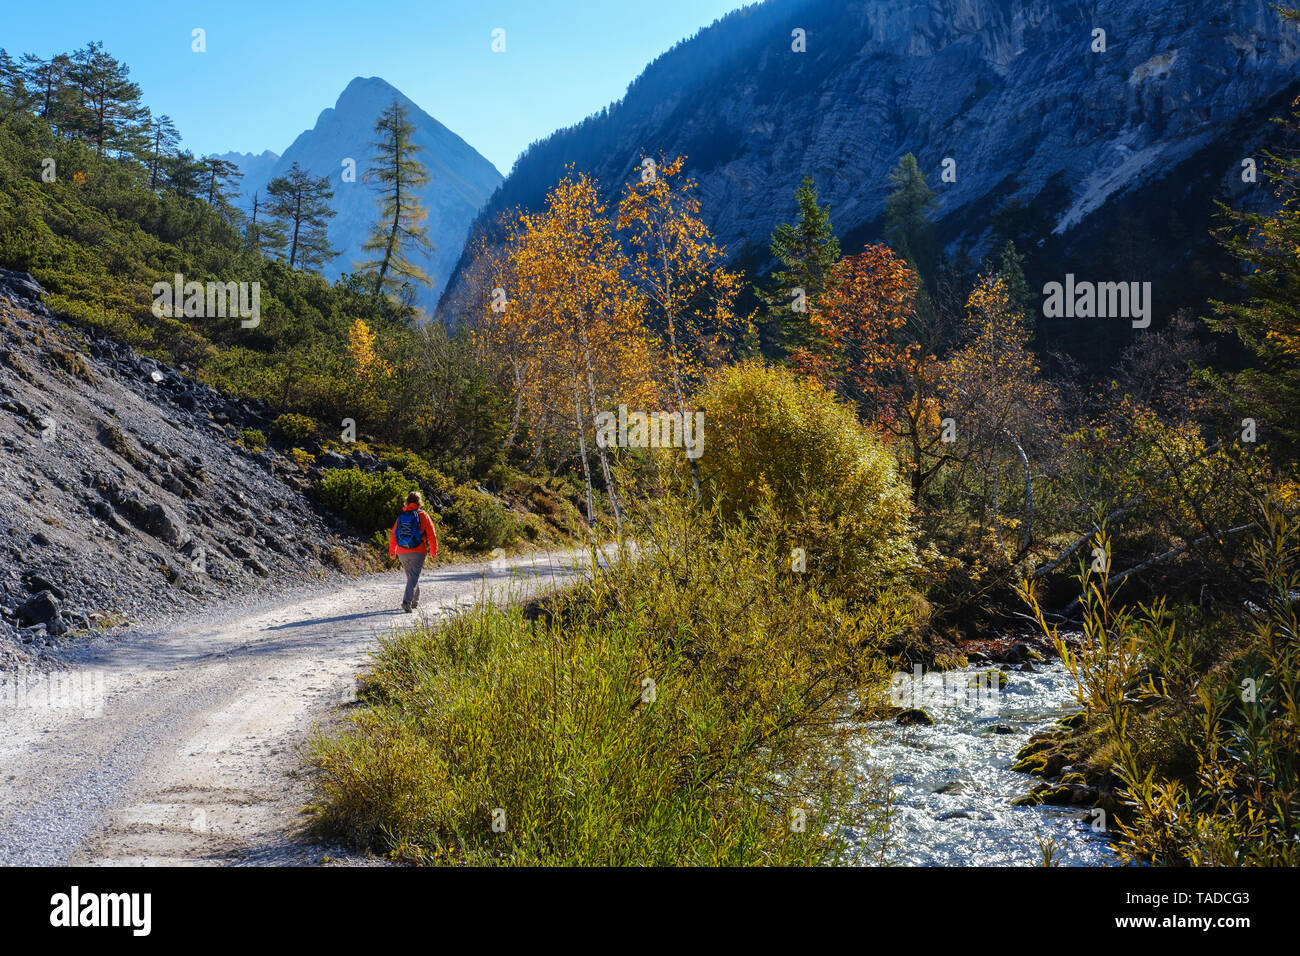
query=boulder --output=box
[16,590,60,626]
[0,269,45,303]
[895,708,935,727]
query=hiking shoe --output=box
[401,602,411,613]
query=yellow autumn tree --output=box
[939,274,1058,562]
[617,155,743,490]
[499,170,661,532]
[347,317,392,426]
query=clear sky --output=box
[8,0,757,175]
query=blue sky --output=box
[10,0,757,174]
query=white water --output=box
[849,661,1117,866]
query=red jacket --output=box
[389,504,438,558]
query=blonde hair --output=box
[406,490,423,507]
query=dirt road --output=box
[0,550,594,866]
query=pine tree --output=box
[885,152,937,282]
[163,149,207,199]
[144,114,179,190]
[247,191,287,258]
[997,240,1033,324]
[265,162,338,272]
[21,53,75,136]
[201,156,243,209]
[65,42,147,159]
[762,175,841,356]
[358,101,434,300]
[0,49,31,122]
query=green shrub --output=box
[694,361,917,598]
[272,413,318,447]
[238,427,267,451]
[316,467,414,534]
[441,485,517,552]
[289,448,316,470]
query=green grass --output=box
[306,494,914,865]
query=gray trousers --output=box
[398,552,426,607]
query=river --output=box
[849,660,1118,866]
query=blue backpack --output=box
[394,510,424,549]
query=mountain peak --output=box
[222,77,503,314]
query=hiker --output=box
[389,491,438,612]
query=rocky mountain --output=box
[227,77,503,315]
[213,148,280,192]
[0,272,379,667]
[445,0,1300,338]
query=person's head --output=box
[406,490,423,509]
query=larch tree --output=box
[265,162,338,272]
[805,244,950,499]
[358,101,435,300]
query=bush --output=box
[694,361,917,598]
[238,427,266,451]
[441,485,517,552]
[308,493,910,865]
[272,413,318,447]
[316,467,413,535]
[289,448,316,470]
[1020,499,1300,866]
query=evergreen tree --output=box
[0,49,31,122]
[997,240,1033,324]
[20,53,74,134]
[163,149,206,199]
[144,113,179,190]
[762,175,841,356]
[885,152,937,281]
[65,41,147,159]
[247,190,287,258]
[1209,105,1300,450]
[201,156,243,209]
[358,101,434,299]
[265,162,338,272]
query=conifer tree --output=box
[144,114,179,190]
[761,175,841,356]
[1209,104,1300,450]
[65,41,147,159]
[359,101,434,299]
[997,240,1033,324]
[885,152,938,281]
[265,162,338,272]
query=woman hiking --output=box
[388,490,438,612]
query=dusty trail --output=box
[0,549,595,866]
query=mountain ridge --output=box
[442,0,1300,337]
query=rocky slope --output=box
[444,0,1300,315]
[221,77,503,316]
[0,272,374,666]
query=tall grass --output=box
[1020,497,1300,865]
[307,492,914,865]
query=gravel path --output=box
[0,549,596,866]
